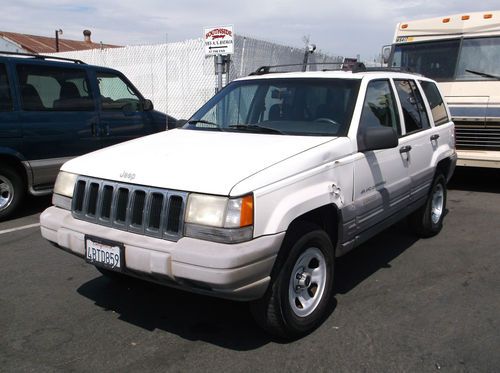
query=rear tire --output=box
[250,224,335,339]
[0,166,25,220]
[409,173,447,238]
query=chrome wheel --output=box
[431,183,444,224]
[0,175,14,211]
[288,247,327,317]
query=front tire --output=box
[409,173,447,238]
[251,225,335,339]
[0,166,25,220]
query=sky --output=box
[2,0,499,61]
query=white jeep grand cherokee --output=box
[41,65,456,338]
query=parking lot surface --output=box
[0,168,499,372]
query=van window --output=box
[419,80,449,126]
[16,65,94,111]
[96,72,141,111]
[394,79,430,134]
[0,64,13,111]
[358,80,401,136]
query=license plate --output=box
[85,236,123,270]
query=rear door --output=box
[16,62,100,188]
[352,79,410,237]
[394,79,435,204]
[95,70,155,148]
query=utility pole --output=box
[55,29,63,52]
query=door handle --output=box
[399,145,412,153]
[91,122,98,136]
[430,134,440,141]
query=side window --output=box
[358,80,401,138]
[16,64,94,111]
[0,64,13,111]
[394,79,430,134]
[419,80,449,126]
[96,73,141,111]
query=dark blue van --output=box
[0,52,176,219]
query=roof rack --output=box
[250,62,419,75]
[250,62,343,75]
[0,51,86,64]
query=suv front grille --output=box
[72,177,187,241]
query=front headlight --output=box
[53,171,78,210]
[185,193,254,243]
[53,171,78,197]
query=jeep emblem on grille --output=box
[120,171,136,181]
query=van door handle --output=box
[91,122,98,136]
[430,134,440,141]
[399,145,412,153]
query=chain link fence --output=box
[52,36,342,119]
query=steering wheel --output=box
[314,117,340,126]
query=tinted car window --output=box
[96,72,141,111]
[16,64,94,111]
[0,64,12,112]
[394,79,430,134]
[358,79,401,136]
[419,80,449,126]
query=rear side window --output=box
[358,79,401,136]
[394,79,430,134]
[0,64,13,112]
[419,81,449,126]
[16,64,94,111]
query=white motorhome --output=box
[387,11,500,168]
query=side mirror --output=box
[358,127,398,152]
[142,99,154,111]
[381,45,392,65]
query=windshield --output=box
[391,36,500,81]
[184,78,360,136]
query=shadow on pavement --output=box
[77,274,272,350]
[448,167,500,193]
[1,194,52,222]
[335,221,419,294]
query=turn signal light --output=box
[240,195,254,227]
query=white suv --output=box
[40,65,456,338]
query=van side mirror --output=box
[142,99,154,111]
[382,45,392,65]
[358,127,398,152]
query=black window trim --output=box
[417,79,450,127]
[0,62,14,112]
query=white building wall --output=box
[0,37,28,53]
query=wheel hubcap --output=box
[431,184,444,224]
[289,247,327,317]
[0,175,14,211]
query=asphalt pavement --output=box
[0,167,499,372]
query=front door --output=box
[95,71,153,148]
[351,79,410,239]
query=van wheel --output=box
[409,173,447,238]
[250,225,334,339]
[0,166,25,220]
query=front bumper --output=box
[40,206,284,301]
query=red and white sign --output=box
[204,25,234,56]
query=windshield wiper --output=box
[228,124,284,135]
[465,69,500,80]
[188,119,221,129]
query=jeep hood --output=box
[62,129,336,195]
